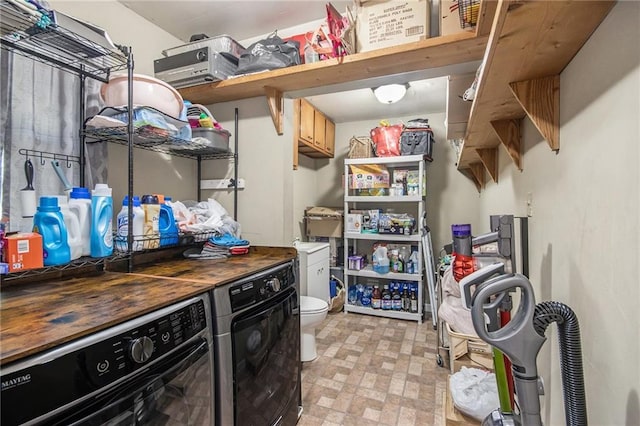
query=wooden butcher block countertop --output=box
[0,246,297,366]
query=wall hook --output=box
[40,153,45,166]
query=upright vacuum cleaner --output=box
[460,268,587,426]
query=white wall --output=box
[474,3,639,425]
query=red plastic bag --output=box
[370,124,403,157]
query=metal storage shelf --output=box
[1,1,136,280]
[1,252,130,283]
[84,127,235,160]
[0,1,127,82]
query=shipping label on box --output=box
[2,232,43,272]
[356,0,430,52]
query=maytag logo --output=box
[1,374,32,390]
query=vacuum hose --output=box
[533,302,587,426]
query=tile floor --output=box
[298,311,449,426]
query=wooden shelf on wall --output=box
[456,0,615,183]
[177,31,488,105]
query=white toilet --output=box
[295,242,330,362]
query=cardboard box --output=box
[2,232,43,272]
[440,0,475,36]
[305,207,343,238]
[349,164,390,189]
[356,0,430,53]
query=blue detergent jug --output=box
[91,183,113,257]
[159,197,179,247]
[33,196,71,266]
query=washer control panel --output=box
[229,263,294,312]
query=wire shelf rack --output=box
[0,1,127,82]
[84,127,236,160]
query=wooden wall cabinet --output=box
[294,98,335,166]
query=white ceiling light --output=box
[372,83,409,104]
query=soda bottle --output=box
[451,224,475,282]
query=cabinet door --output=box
[299,99,315,145]
[313,111,325,150]
[324,119,335,157]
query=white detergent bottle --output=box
[56,195,82,260]
[68,187,92,256]
[116,195,145,252]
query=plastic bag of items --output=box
[449,367,499,421]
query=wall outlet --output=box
[526,192,533,217]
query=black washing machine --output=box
[211,260,301,426]
[0,294,215,425]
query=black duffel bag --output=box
[400,119,435,161]
[236,33,301,75]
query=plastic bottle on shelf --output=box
[141,195,160,249]
[371,285,382,309]
[90,183,113,258]
[451,224,474,282]
[410,288,418,313]
[68,187,92,256]
[33,196,70,266]
[401,284,411,311]
[391,284,402,310]
[158,195,179,247]
[408,251,419,274]
[56,195,82,261]
[116,195,144,252]
[381,284,392,310]
[373,245,390,274]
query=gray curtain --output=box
[1,49,107,233]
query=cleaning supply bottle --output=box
[452,224,474,282]
[198,112,214,128]
[159,196,179,247]
[68,187,92,256]
[116,195,144,252]
[372,245,390,274]
[141,194,160,249]
[56,195,82,261]
[91,183,113,258]
[33,196,70,266]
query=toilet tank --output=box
[295,242,330,302]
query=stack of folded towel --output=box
[183,233,250,259]
[209,234,250,255]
